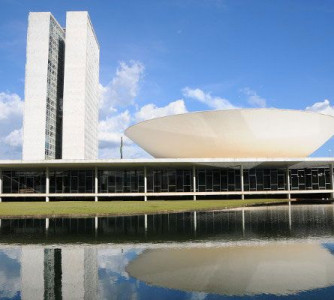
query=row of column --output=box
[93,164,334,201]
[0,165,333,202]
[89,164,334,201]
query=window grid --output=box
[98,170,144,193]
[49,170,94,193]
[2,170,46,194]
[196,168,241,192]
[147,169,192,193]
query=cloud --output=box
[306,99,334,116]
[98,60,148,158]
[0,92,24,159]
[98,99,188,158]
[98,110,150,159]
[98,60,189,159]
[241,87,266,108]
[182,87,236,110]
[99,110,131,149]
[3,128,22,147]
[0,92,23,120]
[135,99,187,122]
[100,61,144,112]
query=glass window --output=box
[2,170,46,194]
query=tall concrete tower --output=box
[62,12,100,160]
[22,12,65,160]
[22,11,99,160]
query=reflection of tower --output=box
[21,246,98,299]
[44,249,62,299]
[21,247,44,300]
[62,247,98,299]
[84,248,99,299]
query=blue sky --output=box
[1,0,334,158]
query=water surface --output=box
[1,204,334,299]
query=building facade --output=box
[0,158,333,201]
[22,11,99,161]
[23,12,65,160]
[62,12,100,160]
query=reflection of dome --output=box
[125,109,334,158]
[126,243,334,296]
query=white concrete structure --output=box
[62,12,100,160]
[23,12,65,160]
[22,11,99,161]
[126,109,334,158]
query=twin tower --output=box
[22,11,100,160]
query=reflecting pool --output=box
[1,204,334,299]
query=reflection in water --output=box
[2,242,334,299]
[1,205,334,299]
[0,205,334,244]
[0,249,21,299]
[127,243,334,296]
[20,247,98,299]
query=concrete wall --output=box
[62,12,99,160]
[22,13,51,160]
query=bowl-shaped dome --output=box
[125,109,334,158]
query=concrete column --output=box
[144,167,147,201]
[144,214,148,232]
[95,167,98,202]
[0,169,2,203]
[286,167,291,199]
[242,208,245,235]
[193,165,197,201]
[330,164,334,199]
[45,218,49,229]
[193,211,197,234]
[288,201,292,230]
[240,165,244,200]
[95,217,98,230]
[46,167,49,202]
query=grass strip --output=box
[0,199,291,218]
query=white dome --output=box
[125,109,334,158]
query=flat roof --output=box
[0,158,333,169]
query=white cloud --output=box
[241,87,266,108]
[306,99,334,116]
[98,110,151,159]
[0,92,23,120]
[98,60,189,159]
[182,87,236,110]
[98,99,187,159]
[98,60,148,158]
[135,99,187,122]
[99,111,131,148]
[100,61,144,112]
[4,128,22,147]
[0,92,24,159]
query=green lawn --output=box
[0,199,291,218]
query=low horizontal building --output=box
[0,157,333,201]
